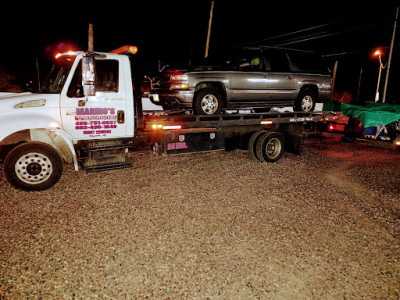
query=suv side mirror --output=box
[82,55,96,96]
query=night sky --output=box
[1,1,399,102]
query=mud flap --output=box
[283,123,303,155]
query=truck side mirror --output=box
[82,55,96,96]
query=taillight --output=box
[169,73,189,90]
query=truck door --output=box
[263,48,296,105]
[229,49,269,105]
[60,55,129,140]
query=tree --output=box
[0,67,23,93]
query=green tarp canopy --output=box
[323,102,400,128]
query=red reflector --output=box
[261,120,273,125]
[163,125,182,130]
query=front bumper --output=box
[150,89,195,110]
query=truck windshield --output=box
[41,56,76,94]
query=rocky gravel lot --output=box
[0,136,399,299]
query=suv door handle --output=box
[262,74,268,78]
[288,75,294,80]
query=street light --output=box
[374,49,387,102]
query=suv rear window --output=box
[287,50,329,75]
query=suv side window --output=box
[287,50,329,74]
[233,49,265,72]
[264,49,291,72]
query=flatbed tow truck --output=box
[0,46,333,191]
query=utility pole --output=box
[375,50,384,102]
[204,0,214,59]
[331,60,338,94]
[35,58,41,91]
[382,6,399,103]
[356,67,363,103]
[88,23,94,52]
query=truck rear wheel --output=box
[255,132,284,162]
[193,87,224,115]
[248,130,267,160]
[4,142,63,191]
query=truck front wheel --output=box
[4,142,63,191]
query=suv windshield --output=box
[41,56,76,94]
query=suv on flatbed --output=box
[150,46,332,115]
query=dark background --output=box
[1,1,399,103]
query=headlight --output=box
[170,74,189,81]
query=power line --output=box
[243,17,389,49]
[273,21,388,47]
[322,51,357,58]
[242,19,348,46]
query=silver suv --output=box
[150,47,332,115]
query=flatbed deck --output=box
[143,111,330,131]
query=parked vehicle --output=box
[150,46,332,115]
[0,46,333,191]
[319,102,400,148]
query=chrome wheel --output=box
[301,95,313,112]
[14,152,53,184]
[201,94,219,114]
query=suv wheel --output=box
[194,88,224,115]
[295,90,316,112]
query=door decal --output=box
[74,107,117,137]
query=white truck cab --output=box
[0,47,138,190]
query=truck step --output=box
[85,162,133,173]
[86,144,128,151]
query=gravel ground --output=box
[0,135,399,299]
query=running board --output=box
[85,162,133,173]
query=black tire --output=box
[295,90,316,112]
[248,130,267,161]
[255,132,285,163]
[4,142,63,191]
[193,87,224,115]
